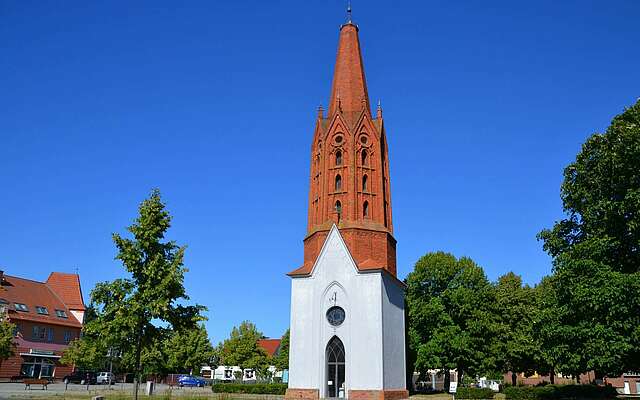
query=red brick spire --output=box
[328,22,371,119]
[289,17,397,278]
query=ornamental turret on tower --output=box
[289,19,397,277]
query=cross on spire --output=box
[347,1,352,23]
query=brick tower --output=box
[286,9,408,400]
[289,15,396,278]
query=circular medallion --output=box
[326,306,346,326]
[334,135,343,145]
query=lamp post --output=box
[106,348,121,388]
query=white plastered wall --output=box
[288,225,406,397]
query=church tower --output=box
[290,9,397,278]
[286,10,408,400]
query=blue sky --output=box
[1,1,638,345]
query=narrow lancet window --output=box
[335,174,342,191]
[361,149,368,165]
[363,201,369,217]
[362,175,368,191]
[336,150,342,166]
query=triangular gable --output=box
[294,224,359,278]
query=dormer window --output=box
[36,306,49,315]
[14,303,28,312]
[55,309,68,318]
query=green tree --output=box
[0,319,15,361]
[219,321,270,378]
[273,329,289,371]
[492,272,538,385]
[85,189,205,398]
[538,100,640,376]
[60,336,107,371]
[165,324,215,374]
[405,252,495,389]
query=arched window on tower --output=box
[363,201,369,218]
[335,174,342,191]
[335,150,342,166]
[361,149,368,165]
[335,200,342,223]
[362,174,368,192]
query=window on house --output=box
[361,149,368,165]
[55,309,68,318]
[335,174,342,191]
[335,150,342,166]
[363,201,369,217]
[362,175,368,191]
[36,306,49,315]
[14,303,28,312]
[64,330,74,344]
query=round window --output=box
[326,306,346,326]
[334,135,343,144]
[360,135,368,144]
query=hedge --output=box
[456,387,496,399]
[212,383,288,395]
[503,385,617,400]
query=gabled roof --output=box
[257,338,281,357]
[1,273,83,328]
[46,272,85,311]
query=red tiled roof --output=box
[46,272,85,311]
[1,274,83,328]
[257,339,281,357]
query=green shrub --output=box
[456,387,496,399]
[212,383,288,395]
[503,385,617,400]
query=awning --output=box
[20,353,61,359]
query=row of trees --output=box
[406,99,640,386]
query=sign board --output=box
[449,382,458,393]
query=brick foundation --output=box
[349,389,410,400]
[285,388,320,400]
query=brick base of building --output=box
[284,388,320,400]
[349,389,410,400]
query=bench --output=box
[24,379,49,390]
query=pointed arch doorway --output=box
[326,336,346,398]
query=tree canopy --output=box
[405,252,495,386]
[218,321,270,375]
[538,100,640,375]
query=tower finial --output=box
[347,1,352,23]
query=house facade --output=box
[0,271,85,380]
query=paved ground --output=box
[0,382,215,399]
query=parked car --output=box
[177,375,206,387]
[62,371,97,385]
[96,372,116,384]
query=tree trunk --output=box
[133,323,144,400]
[511,372,517,386]
[458,369,464,388]
[550,369,555,385]
[444,369,450,393]
[575,374,580,384]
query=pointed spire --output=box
[328,8,370,118]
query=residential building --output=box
[0,271,85,380]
